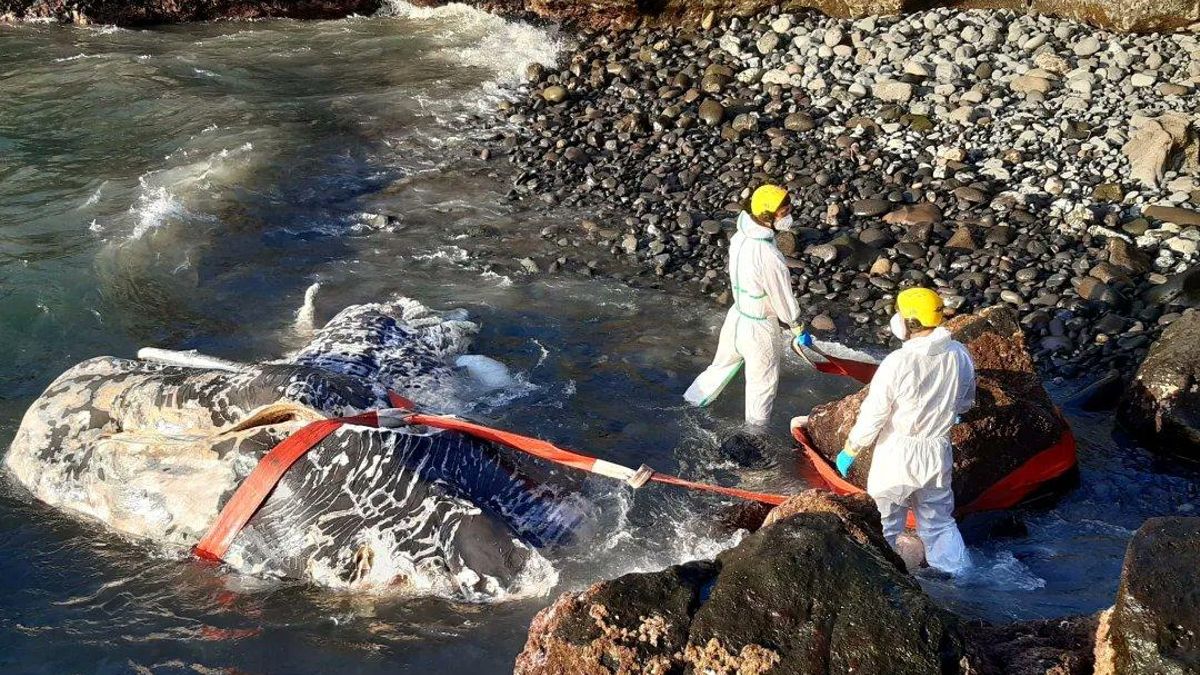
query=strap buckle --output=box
[626,464,655,489]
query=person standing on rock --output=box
[835,287,975,575]
[684,184,811,429]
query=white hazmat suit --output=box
[685,212,800,427]
[845,326,976,574]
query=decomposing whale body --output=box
[4,298,590,600]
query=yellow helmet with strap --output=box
[896,287,944,328]
[750,184,789,219]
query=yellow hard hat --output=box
[750,184,789,218]
[896,287,945,328]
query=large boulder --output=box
[803,306,1069,508]
[515,490,976,674]
[1118,311,1200,459]
[1094,517,1200,675]
[1122,113,1199,189]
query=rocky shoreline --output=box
[476,6,1200,381]
[0,0,383,25]
[430,0,1200,34]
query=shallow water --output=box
[0,6,1195,673]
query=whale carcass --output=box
[3,298,590,600]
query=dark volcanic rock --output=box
[515,490,978,675]
[0,0,381,24]
[969,616,1099,675]
[1118,310,1200,458]
[804,306,1069,507]
[1094,517,1200,675]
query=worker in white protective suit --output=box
[835,287,976,575]
[684,185,810,428]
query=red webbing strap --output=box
[406,413,788,506]
[196,402,796,564]
[193,412,379,562]
[406,413,601,474]
[650,473,788,506]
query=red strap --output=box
[193,412,379,561]
[650,473,787,506]
[406,413,601,474]
[195,405,794,564]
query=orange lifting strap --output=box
[193,394,788,563]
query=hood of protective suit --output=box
[903,326,952,357]
[737,211,775,239]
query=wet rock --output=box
[540,85,567,104]
[698,99,725,126]
[812,314,836,332]
[1073,276,1123,305]
[970,616,1098,675]
[804,307,1069,507]
[1094,517,1200,675]
[1118,311,1200,458]
[515,490,974,675]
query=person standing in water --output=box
[835,287,975,575]
[684,184,811,429]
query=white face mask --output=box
[890,313,909,341]
[774,214,794,231]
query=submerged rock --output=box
[1118,310,1200,459]
[803,306,1069,507]
[515,490,977,674]
[1094,517,1200,675]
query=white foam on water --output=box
[949,550,1046,592]
[378,1,562,92]
[122,142,256,241]
[411,245,469,262]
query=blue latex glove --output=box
[835,448,858,477]
[794,330,815,349]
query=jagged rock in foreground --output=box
[967,616,1098,675]
[804,306,1069,507]
[407,0,1200,33]
[1094,517,1200,675]
[1118,310,1200,459]
[515,490,977,675]
[0,0,381,25]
